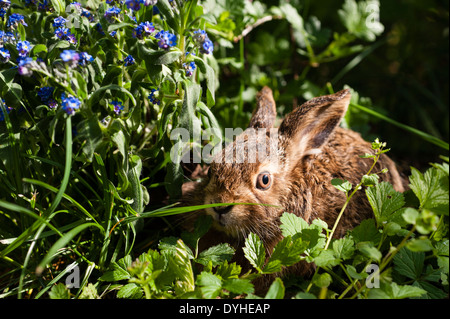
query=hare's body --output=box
[181,87,407,291]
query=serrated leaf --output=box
[117,283,143,299]
[48,283,70,299]
[313,249,340,268]
[350,219,381,244]
[393,247,424,280]
[331,178,352,193]
[368,282,426,299]
[196,243,234,267]
[263,237,306,273]
[279,212,309,237]
[366,181,405,225]
[243,233,266,273]
[409,166,449,215]
[196,272,222,299]
[223,278,254,295]
[332,237,355,261]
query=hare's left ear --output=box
[278,89,351,158]
[248,86,277,129]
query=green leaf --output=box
[338,0,384,42]
[100,255,133,281]
[356,241,382,262]
[279,212,309,237]
[366,182,405,225]
[332,237,355,261]
[196,272,222,299]
[263,237,306,273]
[313,249,340,268]
[48,283,70,299]
[368,282,426,299]
[243,233,266,273]
[154,49,183,65]
[406,238,434,252]
[409,166,449,215]
[350,218,382,245]
[361,174,379,187]
[264,277,285,299]
[223,278,254,295]
[331,178,352,193]
[117,283,143,299]
[215,261,242,280]
[195,243,235,267]
[193,56,216,106]
[393,247,425,280]
[313,272,333,288]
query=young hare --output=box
[182,87,407,289]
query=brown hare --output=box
[181,86,407,290]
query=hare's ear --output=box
[248,86,277,129]
[278,89,351,158]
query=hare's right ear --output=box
[278,89,351,161]
[248,86,277,129]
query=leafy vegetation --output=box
[0,0,448,299]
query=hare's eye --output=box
[256,172,272,190]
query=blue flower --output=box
[183,61,196,77]
[132,21,154,39]
[37,86,54,102]
[193,29,214,55]
[104,6,121,23]
[201,39,214,55]
[61,94,81,115]
[79,52,94,66]
[7,13,27,28]
[53,16,66,28]
[125,0,141,11]
[16,41,32,57]
[0,47,10,63]
[155,30,177,50]
[0,99,13,122]
[17,57,35,76]
[124,55,135,66]
[148,88,161,105]
[55,27,70,39]
[60,49,80,67]
[110,100,124,115]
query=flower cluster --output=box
[125,0,158,11]
[104,7,121,23]
[37,86,57,109]
[0,47,10,63]
[148,89,161,105]
[53,16,77,44]
[155,30,177,50]
[61,94,81,115]
[193,29,214,55]
[7,13,27,29]
[60,50,93,68]
[16,40,32,57]
[0,0,10,18]
[124,55,135,66]
[183,61,196,77]
[110,100,124,115]
[132,21,155,39]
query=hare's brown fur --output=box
[180,87,407,292]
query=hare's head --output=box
[203,87,351,241]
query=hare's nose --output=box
[213,205,232,215]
